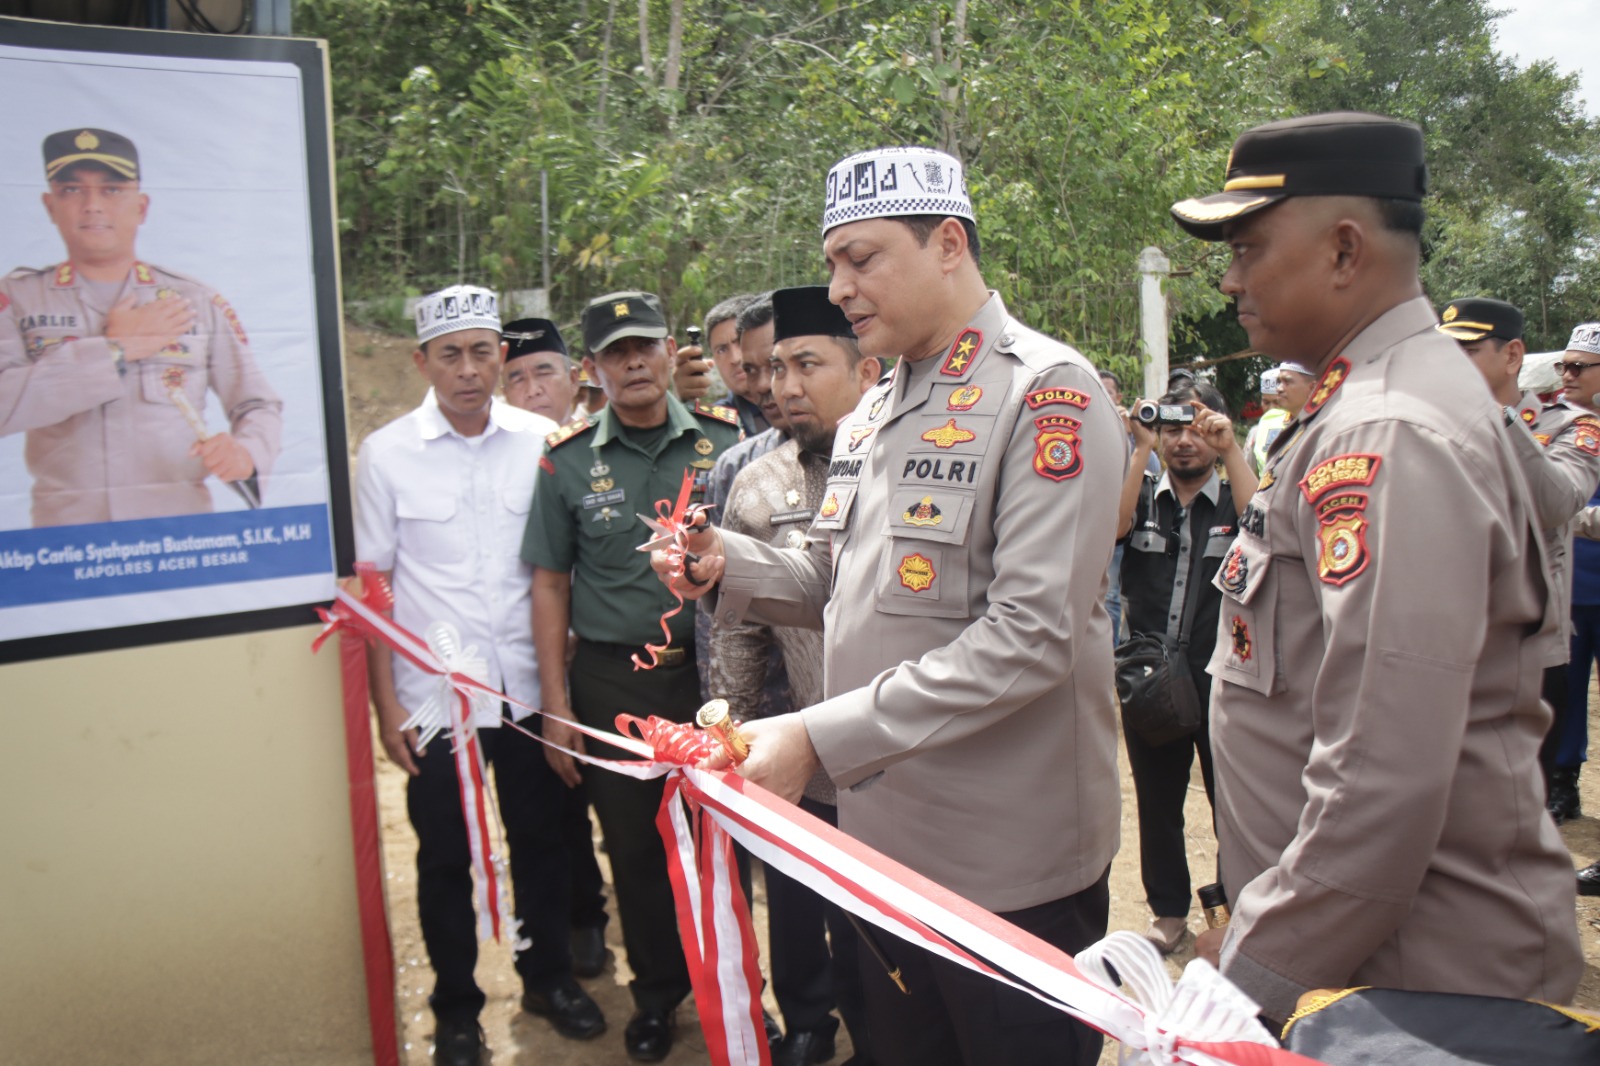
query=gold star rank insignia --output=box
[940,329,983,377]
[613,301,630,318]
[785,489,801,508]
[1303,356,1351,415]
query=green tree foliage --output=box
[300,0,1277,355]
[300,0,1598,385]
[1263,0,1600,351]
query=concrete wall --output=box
[0,624,372,1065]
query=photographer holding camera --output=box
[1113,382,1256,953]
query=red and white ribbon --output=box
[315,582,1327,1066]
[631,468,713,670]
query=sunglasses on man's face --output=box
[1557,360,1600,377]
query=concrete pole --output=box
[1138,246,1171,401]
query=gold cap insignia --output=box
[613,301,630,318]
[75,130,99,150]
[1442,306,1458,323]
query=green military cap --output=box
[1437,297,1523,343]
[1171,111,1427,241]
[44,128,139,182]
[772,285,855,342]
[583,291,668,354]
[502,317,569,362]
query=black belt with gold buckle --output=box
[580,639,690,668]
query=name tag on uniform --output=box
[770,509,815,526]
[582,489,626,509]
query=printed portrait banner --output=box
[0,19,351,661]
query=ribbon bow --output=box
[312,562,393,652]
[617,713,720,766]
[633,468,713,670]
[404,622,495,750]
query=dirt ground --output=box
[345,321,1600,1065]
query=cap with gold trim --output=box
[1436,297,1523,343]
[44,128,139,182]
[1170,111,1427,241]
[582,291,668,354]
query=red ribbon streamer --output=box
[632,469,711,670]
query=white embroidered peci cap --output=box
[1567,322,1600,357]
[821,146,974,235]
[416,284,501,344]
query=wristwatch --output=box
[107,338,127,375]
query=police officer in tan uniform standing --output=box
[1438,297,1600,821]
[661,147,1126,1066]
[1171,112,1583,1023]
[0,128,282,527]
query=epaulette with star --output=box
[692,401,740,427]
[545,415,597,450]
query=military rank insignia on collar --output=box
[940,329,982,377]
[1302,356,1351,416]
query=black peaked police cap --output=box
[772,286,854,343]
[1436,297,1524,343]
[44,127,139,182]
[1171,111,1427,241]
[503,318,569,362]
[583,291,668,355]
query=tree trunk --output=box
[663,0,685,92]
[638,0,655,83]
[597,0,618,127]
[935,0,969,157]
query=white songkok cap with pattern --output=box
[1567,323,1600,357]
[822,146,974,235]
[416,284,500,344]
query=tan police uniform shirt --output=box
[1208,297,1583,1021]
[1507,393,1600,666]
[714,293,1125,913]
[708,437,834,803]
[0,261,283,527]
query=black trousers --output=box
[561,779,609,931]
[409,719,572,1023]
[569,639,696,1012]
[1539,661,1572,778]
[861,868,1111,1066]
[1122,696,1216,919]
[765,798,872,1058]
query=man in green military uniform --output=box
[523,290,741,1062]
